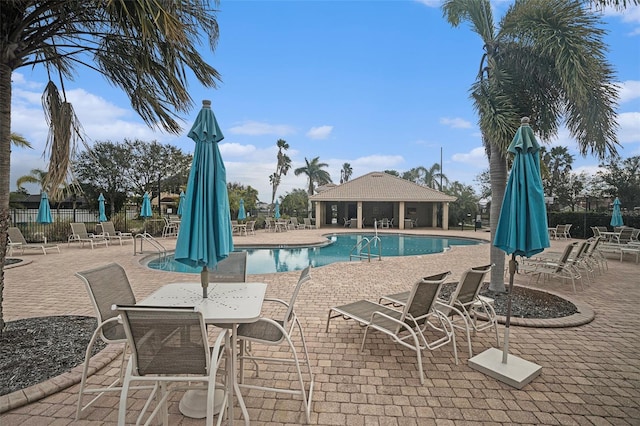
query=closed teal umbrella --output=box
[98,193,107,222]
[238,198,246,221]
[36,192,53,224]
[140,192,152,234]
[274,200,281,219]
[175,100,234,298]
[140,192,152,218]
[610,197,623,227]
[493,117,550,364]
[177,190,185,217]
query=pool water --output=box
[147,233,483,275]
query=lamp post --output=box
[583,194,589,238]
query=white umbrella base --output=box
[468,347,541,389]
[179,388,225,418]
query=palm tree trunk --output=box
[0,62,14,332]
[489,142,508,292]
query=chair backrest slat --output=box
[71,223,90,238]
[209,251,248,283]
[283,265,312,327]
[402,271,451,329]
[455,264,493,306]
[7,227,28,244]
[76,263,136,342]
[117,306,209,376]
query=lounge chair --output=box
[326,271,457,384]
[303,218,313,229]
[7,226,60,255]
[68,223,108,249]
[520,241,584,293]
[379,265,497,358]
[96,221,133,246]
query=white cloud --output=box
[440,117,473,129]
[618,111,640,145]
[306,125,333,140]
[573,165,603,177]
[413,0,440,7]
[227,120,295,136]
[618,80,640,104]
[451,147,487,166]
[219,142,257,157]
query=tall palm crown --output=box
[295,157,332,196]
[270,139,291,209]
[294,157,332,217]
[0,0,222,332]
[443,0,619,291]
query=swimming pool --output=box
[146,233,484,275]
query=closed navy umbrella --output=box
[174,100,234,298]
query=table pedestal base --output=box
[179,388,225,418]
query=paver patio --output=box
[1,227,638,425]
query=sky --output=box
[9,0,640,203]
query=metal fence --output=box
[9,208,144,243]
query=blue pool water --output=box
[147,233,483,275]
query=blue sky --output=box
[10,1,640,202]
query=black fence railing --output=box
[8,208,166,243]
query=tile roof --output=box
[310,172,457,202]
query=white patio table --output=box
[138,281,267,426]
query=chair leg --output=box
[117,361,133,426]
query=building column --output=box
[315,202,322,229]
[432,204,438,228]
[442,202,449,230]
[399,201,405,230]
[356,201,362,229]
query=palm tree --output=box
[270,139,292,213]
[294,157,332,217]
[443,0,618,292]
[340,162,353,183]
[16,168,48,192]
[0,1,222,332]
[542,146,574,209]
[421,163,449,191]
[11,132,32,149]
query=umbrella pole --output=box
[201,266,209,298]
[502,254,517,364]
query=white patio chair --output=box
[115,305,229,426]
[75,263,140,420]
[237,265,315,423]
